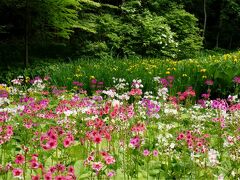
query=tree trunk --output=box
[215,32,219,48]
[215,19,222,48]
[203,0,207,43]
[228,34,232,49]
[25,0,29,68]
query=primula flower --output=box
[104,155,115,165]
[12,168,23,178]
[143,149,150,156]
[93,133,102,144]
[15,154,25,165]
[55,175,65,180]
[233,76,240,84]
[92,162,103,172]
[129,136,141,148]
[153,150,159,157]
[205,79,214,85]
[31,175,40,180]
[108,171,115,177]
[68,165,75,175]
[63,138,72,148]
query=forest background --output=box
[0,0,239,68]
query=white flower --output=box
[102,89,116,98]
[112,99,120,107]
[208,149,219,166]
[218,174,224,180]
[170,143,175,149]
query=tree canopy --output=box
[0,0,239,66]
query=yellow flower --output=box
[25,76,30,83]
[233,56,237,62]
[90,76,95,79]
[0,85,5,90]
[200,69,206,73]
[0,85,9,92]
[182,74,188,77]
[74,74,82,78]
[165,71,170,75]
[202,75,207,79]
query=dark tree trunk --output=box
[215,20,222,48]
[215,32,220,48]
[25,0,29,68]
[203,0,207,43]
[229,34,232,49]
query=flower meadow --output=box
[2,51,240,99]
[0,74,240,180]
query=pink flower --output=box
[55,175,65,180]
[29,160,39,169]
[68,165,75,175]
[233,76,240,84]
[104,155,115,165]
[12,168,23,178]
[107,171,115,177]
[205,79,214,86]
[177,133,185,140]
[44,172,52,180]
[201,93,210,99]
[153,150,159,157]
[56,164,66,172]
[92,162,103,172]
[129,136,141,148]
[15,154,25,165]
[31,175,40,180]
[143,149,150,156]
[63,138,72,148]
[47,140,58,150]
[93,134,102,144]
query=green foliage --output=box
[140,12,178,58]
[2,0,240,62]
[165,7,203,58]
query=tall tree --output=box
[0,0,80,67]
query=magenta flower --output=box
[129,136,141,148]
[44,172,52,180]
[15,154,25,165]
[31,175,40,180]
